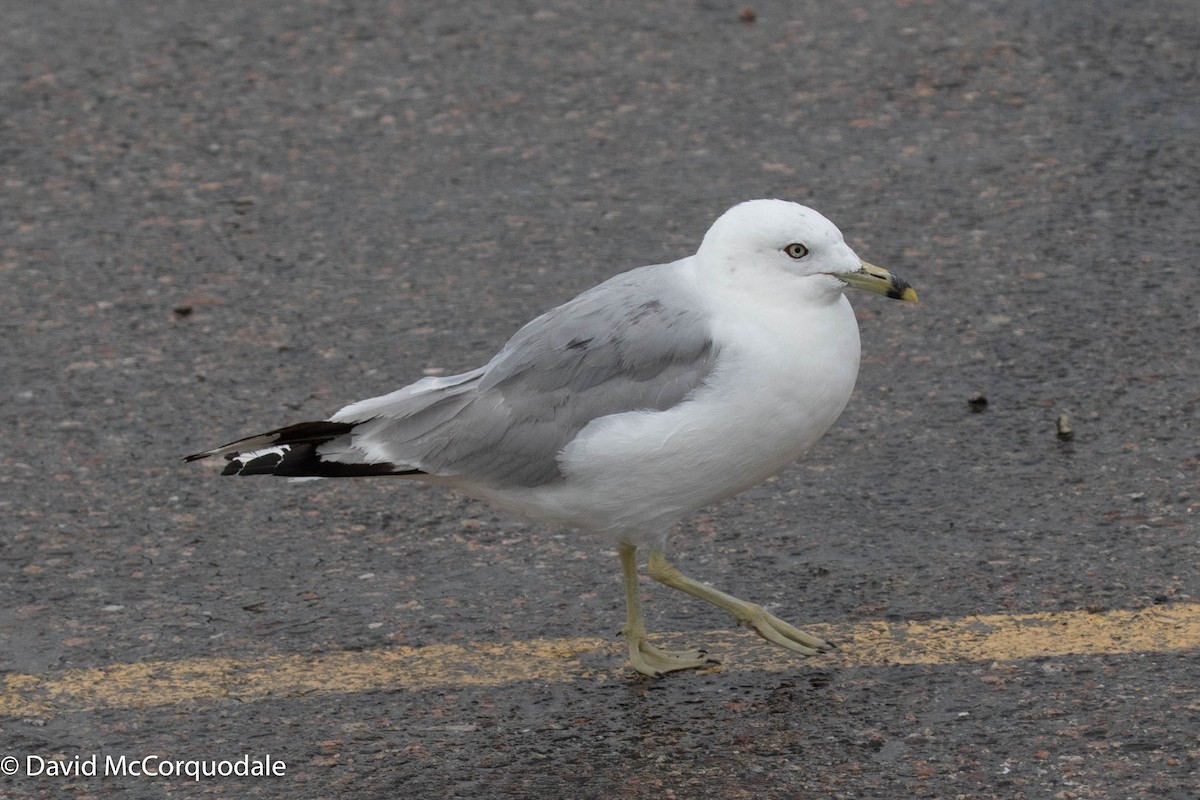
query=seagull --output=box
[185,199,917,677]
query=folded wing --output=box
[187,263,718,487]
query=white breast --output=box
[491,275,863,540]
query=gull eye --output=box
[784,242,809,259]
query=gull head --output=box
[697,199,917,303]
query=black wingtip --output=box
[229,450,287,475]
[183,420,358,467]
[185,419,431,478]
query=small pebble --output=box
[967,394,988,412]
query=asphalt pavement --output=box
[2,0,1198,797]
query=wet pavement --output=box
[2,0,1198,797]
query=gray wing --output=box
[335,263,717,487]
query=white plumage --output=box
[187,199,917,676]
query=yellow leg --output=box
[647,549,833,657]
[619,543,716,677]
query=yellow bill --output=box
[837,260,918,303]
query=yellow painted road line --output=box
[2,604,1197,718]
